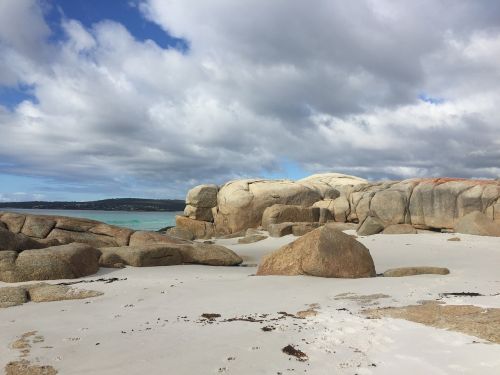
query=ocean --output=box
[2,209,181,231]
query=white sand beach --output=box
[1,231,499,374]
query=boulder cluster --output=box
[0,211,242,283]
[175,173,500,238]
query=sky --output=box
[0,0,499,201]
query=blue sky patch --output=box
[419,93,445,105]
[44,0,189,52]
[0,84,38,110]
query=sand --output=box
[1,231,499,374]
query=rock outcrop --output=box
[257,226,376,278]
[176,175,500,237]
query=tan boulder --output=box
[0,243,101,283]
[292,222,322,236]
[357,216,384,236]
[267,222,294,237]
[166,227,195,241]
[383,267,450,277]
[99,245,183,267]
[179,243,243,266]
[370,190,407,225]
[47,228,118,247]
[184,204,213,222]
[186,184,218,208]
[0,212,26,233]
[54,216,99,232]
[88,223,133,246]
[129,230,186,246]
[382,224,417,234]
[261,204,320,229]
[332,196,351,222]
[176,215,214,239]
[215,179,322,234]
[0,286,28,308]
[257,226,376,278]
[324,222,358,232]
[454,211,500,237]
[20,216,56,239]
[0,228,46,251]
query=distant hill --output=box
[0,198,185,212]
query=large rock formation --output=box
[0,211,243,282]
[175,175,500,237]
[257,226,376,278]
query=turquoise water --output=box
[3,209,181,231]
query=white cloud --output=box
[0,0,499,199]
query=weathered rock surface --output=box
[0,283,102,308]
[0,212,26,233]
[184,204,214,222]
[0,228,46,251]
[0,286,28,308]
[0,243,100,283]
[291,222,322,236]
[213,174,366,234]
[175,215,214,239]
[21,216,56,239]
[261,204,320,229]
[364,304,500,344]
[27,283,103,303]
[237,234,268,244]
[179,243,243,266]
[166,226,195,241]
[382,224,418,234]
[128,231,186,246]
[383,267,450,277]
[99,245,183,267]
[268,222,294,237]
[257,226,376,278]
[46,228,117,247]
[186,184,218,208]
[454,211,500,237]
[357,216,384,236]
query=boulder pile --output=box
[0,211,243,283]
[174,173,500,238]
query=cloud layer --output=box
[1,0,499,199]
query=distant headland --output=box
[0,198,185,212]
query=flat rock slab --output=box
[99,245,183,267]
[382,224,417,234]
[364,304,500,344]
[237,234,268,244]
[383,266,450,277]
[0,283,102,308]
